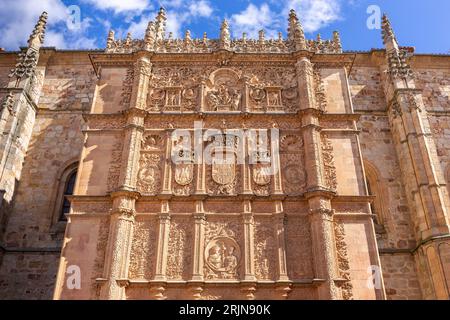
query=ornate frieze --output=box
[146,65,299,113]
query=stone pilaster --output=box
[154,201,171,281]
[243,200,256,281]
[382,15,450,299]
[100,54,151,299]
[296,55,339,299]
[161,131,173,194]
[191,200,206,282]
[273,201,289,282]
[100,192,139,299]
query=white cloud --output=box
[0,0,97,50]
[284,0,341,33]
[81,0,151,14]
[0,0,68,49]
[189,0,213,18]
[230,3,278,39]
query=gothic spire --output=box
[106,30,115,50]
[27,11,48,50]
[381,14,399,52]
[332,31,342,53]
[381,14,412,79]
[155,7,167,41]
[287,9,307,51]
[219,19,231,50]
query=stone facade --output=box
[0,10,449,300]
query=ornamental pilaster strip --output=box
[154,201,171,281]
[308,202,339,299]
[243,202,256,281]
[191,201,206,281]
[274,201,289,281]
[162,131,173,194]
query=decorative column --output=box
[274,201,289,281]
[241,199,257,300]
[100,54,151,299]
[101,191,139,299]
[161,131,173,194]
[296,54,340,299]
[242,200,256,281]
[273,201,292,299]
[154,200,171,281]
[271,130,284,195]
[242,133,253,194]
[189,200,206,299]
[381,15,450,299]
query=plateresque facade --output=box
[0,9,449,300]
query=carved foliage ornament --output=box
[321,134,337,191]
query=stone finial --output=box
[144,21,156,50]
[27,11,48,49]
[106,30,115,49]
[125,32,132,46]
[381,14,413,79]
[258,30,265,42]
[287,9,306,51]
[220,19,231,50]
[185,30,192,43]
[155,7,167,41]
[242,32,247,43]
[381,14,396,46]
[332,31,342,52]
[203,32,208,44]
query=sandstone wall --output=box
[0,51,96,299]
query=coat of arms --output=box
[174,163,194,186]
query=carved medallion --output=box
[205,237,241,278]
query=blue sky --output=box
[0,0,449,54]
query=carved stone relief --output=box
[172,133,195,196]
[254,218,277,280]
[204,68,242,112]
[137,133,164,195]
[280,134,306,195]
[321,134,338,191]
[285,216,313,279]
[334,222,354,300]
[204,219,242,280]
[167,217,193,280]
[129,218,158,279]
[90,217,110,299]
[206,134,241,196]
[106,134,124,193]
[146,65,299,113]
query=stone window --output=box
[364,161,387,236]
[59,170,77,221]
[51,162,79,226]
